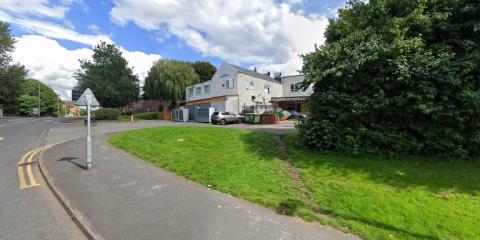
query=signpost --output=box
[32,107,39,116]
[75,88,100,170]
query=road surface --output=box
[0,117,85,240]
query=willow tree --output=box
[143,60,200,105]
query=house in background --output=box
[184,63,312,117]
[123,100,161,114]
[271,75,313,113]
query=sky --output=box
[0,0,346,99]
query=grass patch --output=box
[109,127,480,239]
[285,134,480,240]
[118,112,158,121]
[108,127,309,214]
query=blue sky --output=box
[1,0,345,98]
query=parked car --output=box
[211,111,241,125]
[287,110,306,119]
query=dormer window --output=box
[196,87,201,95]
[204,85,210,94]
[188,87,193,96]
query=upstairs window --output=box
[188,87,193,96]
[225,79,234,89]
[290,83,301,92]
[246,80,254,90]
[204,85,210,94]
[196,87,201,95]
[264,84,271,94]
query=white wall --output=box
[186,64,238,102]
[236,73,283,112]
[225,96,239,114]
[281,75,313,97]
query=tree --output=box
[0,22,27,113]
[143,60,200,105]
[299,0,480,158]
[74,41,140,107]
[190,61,216,82]
[18,79,63,116]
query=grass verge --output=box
[109,127,480,239]
[108,127,309,215]
[285,134,480,240]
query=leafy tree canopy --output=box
[0,21,27,113]
[18,79,64,116]
[190,61,217,82]
[74,41,140,108]
[299,0,480,158]
[143,59,200,105]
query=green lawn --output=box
[109,127,480,240]
[118,112,158,121]
[284,135,480,240]
[108,127,308,213]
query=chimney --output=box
[274,72,282,80]
[265,71,270,77]
[253,67,257,72]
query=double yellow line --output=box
[17,143,56,190]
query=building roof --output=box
[225,63,281,84]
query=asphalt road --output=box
[0,117,85,240]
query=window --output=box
[188,87,193,96]
[196,87,201,95]
[246,80,254,90]
[225,79,234,89]
[290,83,301,92]
[204,85,210,94]
[264,84,271,94]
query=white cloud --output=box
[12,35,161,100]
[0,0,69,19]
[0,1,112,46]
[14,18,113,46]
[110,0,329,74]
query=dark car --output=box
[211,111,241,125]
[287,110,306,119]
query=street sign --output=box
[72,89,82,101]
[74,88,99,170]
[75,88,100,107]
[32,107,39,115]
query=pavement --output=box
[2,117,358,240]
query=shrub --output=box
[299,0,480,159]
[93,108,121,120]
[133,112,157,120]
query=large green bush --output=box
[299,0,480,158]
[93,108,121,120]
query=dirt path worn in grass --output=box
[275,135,321,214]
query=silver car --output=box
[211,111,241,125]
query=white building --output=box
[184,63,312,116]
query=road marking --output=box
[0,124,6,127]
[17,143,58,190]
[0,137,4,141]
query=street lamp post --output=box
[38,81,41,117]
